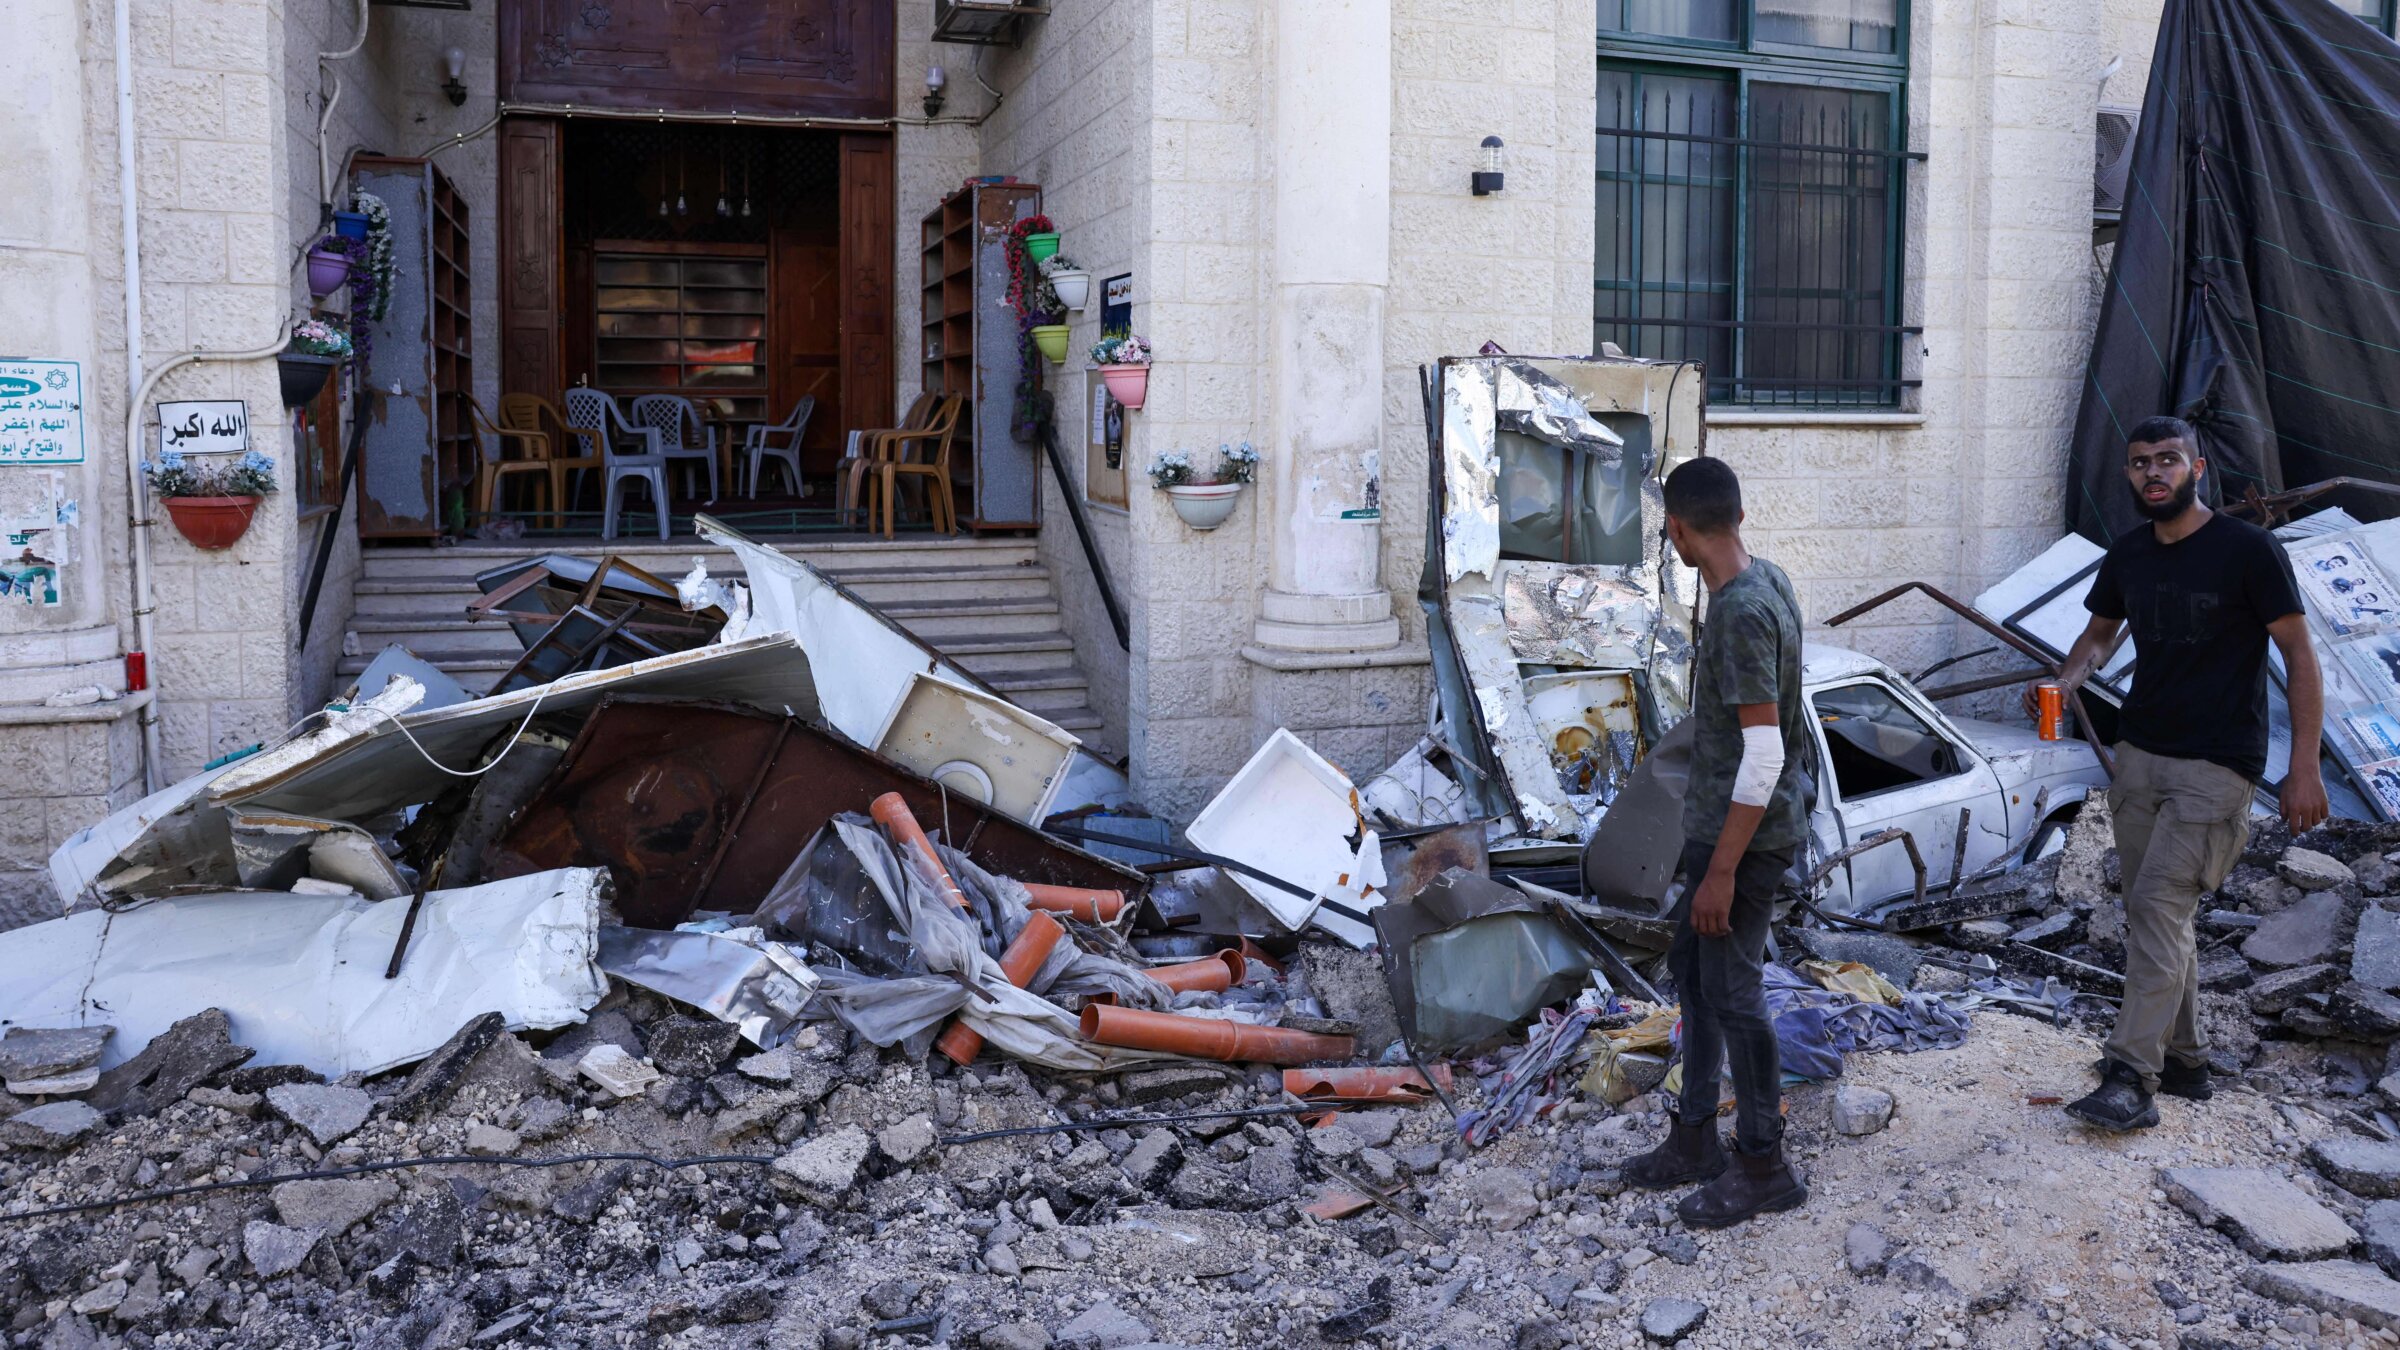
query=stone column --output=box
[1251,0,1400,652]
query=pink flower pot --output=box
[1099,363,1148,410]
[163,496,262,550]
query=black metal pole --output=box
[1039,419,1130,650]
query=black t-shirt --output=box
[2085,512,2303,781]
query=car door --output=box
[1808,678,2011,913]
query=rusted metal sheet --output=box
[484,698,1142,927]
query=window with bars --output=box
[1596,1,1919,409]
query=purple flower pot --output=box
[306,247,351,297]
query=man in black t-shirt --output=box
[2034,414,2328,1132]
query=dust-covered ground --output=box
[3,984,2392,1350]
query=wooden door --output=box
[837,133,894,475]
[772,232,842,474]
[499,118,563,402]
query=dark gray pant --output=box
[1669,838,1795,1153]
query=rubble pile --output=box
[20,357,2400,1345]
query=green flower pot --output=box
[1031,324,1070,365]
[1023,232,1061,263]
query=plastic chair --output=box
[468,396,552,523]
[745,396,815,498]
[502,393,597,529]
[563,387,669,541]
[840,391,937,527]
[872,395,965,538]
[629,394,720,502]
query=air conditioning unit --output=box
[2094,104,2140,223]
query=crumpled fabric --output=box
[804,816,1169,1071]
[1763,963,1973,1065]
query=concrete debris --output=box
[2279,846,2357,891]
[2161,1167,2358,1261]
[1,1099,105,1149]
[576,1043,661,1099]
[0,1025,111,1081]
[2243,1261,2400,1330]
[1638,1297,1707,1342]
[2307,1136,2400,1198]
[1845,1222,1892,1276]
[270,1177,399,1234]
[264,1082,372,1147]
[2243,891,2349,971]
[242,1220,322,1278]
[1831,1084,1895,1136]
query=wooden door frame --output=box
[502,120,897,492]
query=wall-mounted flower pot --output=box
[305,247,351,297]
[1099,363,1148,410]
[1030,324,1070,365]
[162,495,263,551]
[1049,269,1091,311]
[1164,482,1243,531]
[1023,231,1061,263]
[331,210,371,240]
[278,353,340,408]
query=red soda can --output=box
[2036,680,2066,741]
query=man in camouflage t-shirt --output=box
[1621,457,1813,1230]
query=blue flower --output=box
[239,450,274,473]
[157,450,186,470]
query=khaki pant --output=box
[2104,743,2255,1091]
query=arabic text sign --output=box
[0,359,85,465]
[157,400,250,457]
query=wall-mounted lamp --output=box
[924,65,947,119]
[440,47,467,106]
[1472,135,1505,196]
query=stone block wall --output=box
[973,0,1159,783]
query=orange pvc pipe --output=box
[871,792,970,911]
[1078,1003,1355,1066]
[1021,883,1126,923]
[935,911,1066,1066]
[1283,1064,1455,1102]
[1141,949,1248,993]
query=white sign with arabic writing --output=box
[156,400,251,457]
[0,359,85,465]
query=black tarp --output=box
[2069,0,2400,540]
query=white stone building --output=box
[2,0,2284,921]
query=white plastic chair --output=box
[745,396,814,498]
[564,388,669,541]
[630,394,721,502]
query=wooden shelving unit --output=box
[592,243,772,424]
[352,156,473,538]
[918,181,1041,530]
[431,173,473,503]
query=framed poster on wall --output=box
[1083,369,1127,510]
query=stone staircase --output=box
[334,535,1116,746]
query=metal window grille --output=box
[1596,75,1923,408]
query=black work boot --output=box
[2096,1055,2210,1101]
[1620,1115,1727,1190]
[1676,1136,1808,1229]
[2067,1059,2159,1132]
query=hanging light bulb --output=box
[676,142,688,215]
[716,133,731,217]
[740,143,752,217]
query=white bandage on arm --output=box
[1730,723,1786,807]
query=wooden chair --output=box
[501,394,598,529]
[839,390,937,527]
[469,396,552,523]
[563,387,669,541]
[871,395,965,539]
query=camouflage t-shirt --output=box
[1679,557,1810,851]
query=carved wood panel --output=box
[501,0,893,118]
[838,133,895,476]
[499,118,563,402]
